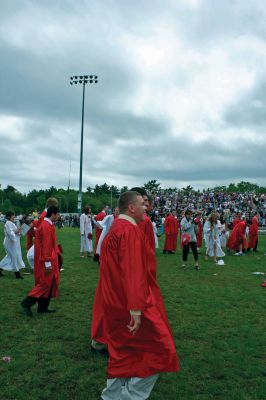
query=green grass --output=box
[0,226,265,400]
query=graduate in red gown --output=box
[195,212,203,251]
[232,212,242,229]
[21,206,60,317]
[91,189,155,355]
[227,219,251,255]
[93,206,109,261]
[247,212,259,251]
[26,197,63,272]
[98,191,179,400]
[163,210,179,254]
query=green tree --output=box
[181,185,194,196]
[227,183,238,193]
[120,186,129,194]
[94,183,110,196]
[236,181,259,193]
[3,185,17,193]
[110,185,120,198]
[212,186,227,193]
[143,180,161,192]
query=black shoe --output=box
[93,254,100,262]
[21,302,33,317]
[91,345,109,357]
[168,251,175,254]
[15,272,24,279]
[37,309,56,314]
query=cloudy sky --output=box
[0,0,265,193]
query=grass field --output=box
[0,225,265,400]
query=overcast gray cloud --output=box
[0,0,266,193]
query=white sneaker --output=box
[234,253,240,256]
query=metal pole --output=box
[77,82,86,213]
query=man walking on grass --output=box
[98,191,179,399]
[21,206,60,316]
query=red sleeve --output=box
[96,211,105,222]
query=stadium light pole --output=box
[70,75,98,213]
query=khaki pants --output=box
[101,374,158,400]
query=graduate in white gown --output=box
[203,212,225,262]
[219,215,229,249]
[151,215,159,249]
[80,205,93,257]
[0,211,25,279]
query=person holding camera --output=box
[180,209,199,269]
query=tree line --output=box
[0,180,265,215]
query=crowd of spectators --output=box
[151,190,266,226]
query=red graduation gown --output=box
[196,220,203,248]
[248,216,258,248]
[94,211,106,255]
[99,218,179,378]
[91,215,157,343]
[232,218,241,229]
[138,214,156,279]
[138,214,155,251]
[227,221,247,251]
[163,215,178,251]
[29,219,60,298]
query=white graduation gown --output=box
[219,223,229,249]
[152,221,159,249]
[0,221,25,271]
[204,221,225,257]
[80,213,93,252]
[95,215,114,255]
[27,245,35,269]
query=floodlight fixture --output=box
[69,73,99,213]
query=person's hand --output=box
[127,314,141,335]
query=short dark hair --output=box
[45,197,58,208]
[118,191,142,214]
[5,211,15,220]
[185,209,192,216]
[83,205,91,214]
[130,187,148,197]
[46,206,59,218]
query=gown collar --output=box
[118,214,137,225]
